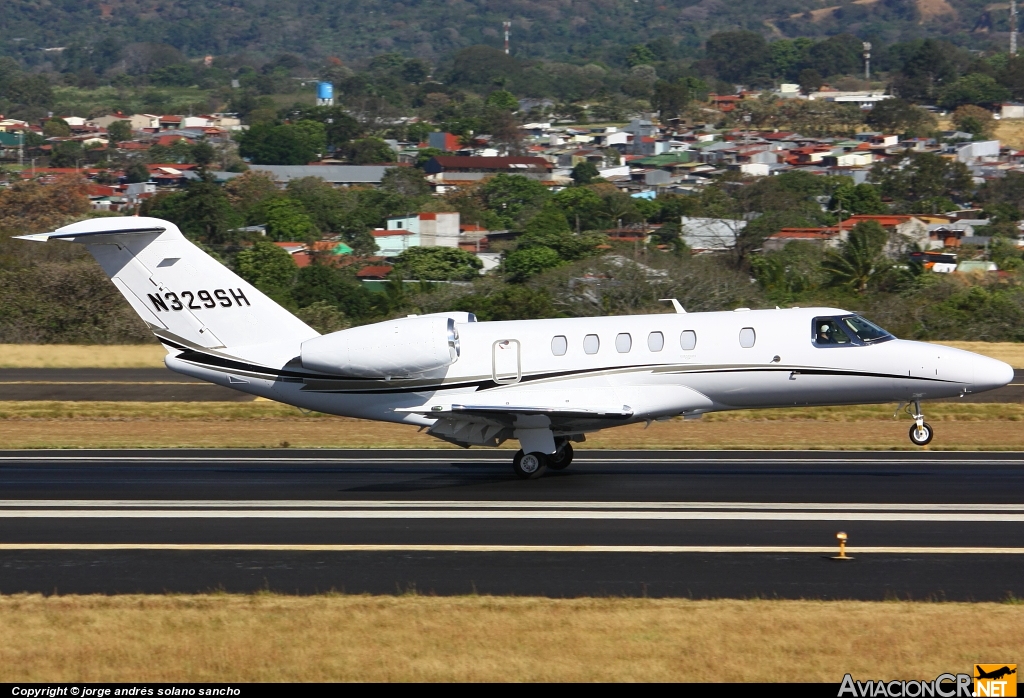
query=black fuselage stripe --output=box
[174,351,963,395]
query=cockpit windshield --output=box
[840,315,893,343]
[812,315,894,347]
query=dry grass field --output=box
[0,401,1021,450]
[2,341,1022,368]
[0,343,165,368]
[0,595,1019,682]
[995,119,1024,151]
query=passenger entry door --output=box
[492,339,521,384]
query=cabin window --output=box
[615,333,632,353]
[583,334,600,355]
[680,330,697,351]
[648,331,664,352]
[739,327,756,348]
[551,335,567,356]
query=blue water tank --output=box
[317,82,334,100]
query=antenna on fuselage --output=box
[659,298,686,313]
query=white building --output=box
[374,212,461,257]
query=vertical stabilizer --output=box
[17,217,318,352]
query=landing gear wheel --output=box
[512,450,546,479]
[909,422,933,446]
[547,443,574,471]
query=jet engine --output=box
[300,313,472,378]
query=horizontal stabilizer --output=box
[15,226,166,242]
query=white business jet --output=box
[19,217,1015,478]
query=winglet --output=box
[659,298,685,314]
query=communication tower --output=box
[504,21,511,55]
[863,42,871,81]
[1012,0,1019,56]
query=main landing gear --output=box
[511,441,575,479]
[899,400,934,446]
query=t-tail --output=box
[17,217,318,365]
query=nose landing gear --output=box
[898,400,933,446]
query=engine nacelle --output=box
[300,313,471,378]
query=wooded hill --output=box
[0,0,1009,67]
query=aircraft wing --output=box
[398,401,634,422]
[397,384,714,447]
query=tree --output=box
[236,121,326,165]
[342,137,395,164]
[750,241,826,302]
[224,170,278,215]
[865,98,937,137]
[553,186,606,232]
[705,31,771,83]
[480,174,550,229]
[235,240,297,304]
[805,34,863,77]
[288,107,361,149]
[798,69,823,96]
[892,39,959,102]
[870,151,972,209]
[485,90,518,111]
[830,182,887,217]
[517,207,603,261]
[291,264,377,320]
[391,246,483,282]
[627,44,656,67]
[107,120,132,143]
[952,105,994,140]
[143,176,241,244]
[191,141,215,167]
[123,162,152,184]
[939,74,1010,110]
[504,246,564,281]
[381,167,431,197]
[823,221,890,294]
[42,118,71,138]
[571,161,599,186]
[259,198,318,242]
[49,142,84,168]
[651,80,690,119]
[0,177,89,235]
[449,45,522,91]
[294,300,350,334]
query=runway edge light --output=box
[832,531,854,560]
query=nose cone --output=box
[972,355,1015,394]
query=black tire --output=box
[512,450,546,479]
[547,442,574,471]
[909,422,933,446]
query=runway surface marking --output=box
[1,543,1023,554]
[4,500,1022,511]
[1,501,1021,521]
[3,455,1023,464]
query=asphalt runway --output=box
[0,368,254,401]
[1,368,1021,402]
[1,449,1023,599]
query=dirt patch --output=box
[917,0,957,21]
[0,595,1020,682]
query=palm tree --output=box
[823,221,890,294]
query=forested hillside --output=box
[0,0,1009,67]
